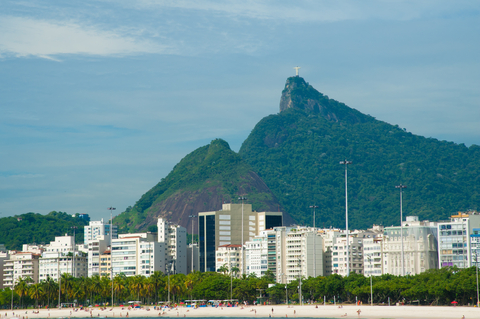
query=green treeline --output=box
[1,267,478,308]
[0,212,88,250]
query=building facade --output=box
[157,218,187,275]
[198,203,283,273]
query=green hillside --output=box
[0,211,89,250]
[115,138,292,233]
[239,76,480,229]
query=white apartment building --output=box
[363,235,384,276]
[216,244,242,274]
[471,227,480,268]
[87,235,110,277]
[3,252,40,288]
[321,229,342,276]
[158,218,187,275]
[438,212,480,269]
[39,235,87,281]
[331,236,364,276]
[84,219,118,246]
[245,236,268,277]
[285,227,323,283]
[383,216,438,276]
[111,233,165,277]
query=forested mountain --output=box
[238,76,480,229]
[0,211,88,250]
[115,138,294,233]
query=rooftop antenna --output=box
[294,66,301,76]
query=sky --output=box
[1,0,479,223]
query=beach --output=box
[3,304,478,319]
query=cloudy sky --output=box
[1,0,479,222]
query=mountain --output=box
[0,211,88,250]
[238,76,480,229]
[115,138,294,233]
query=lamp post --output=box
[108,207,116,307]
[474,251,479,308]
[298,257,303,306]
[58,252,61,308]
[395,184,406,276]
[238,196,247,275]
[71,226,77,278]
[189,215,197,273]
[309,205,319,278]
[11,275,15,310]
[367,256,373,306]
[340,160,352,276]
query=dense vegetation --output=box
[1,267,478,308]
[0,212,88,250]
[239,77,480,229]
[115,139,284,233]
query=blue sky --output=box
[1,1,479,222]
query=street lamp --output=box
[298,257,303,306]
[395,184,406,276]
[11,275,15,310]
[71,226,77,278]
[238,196,247,275]
[339,160,352,276]
[108,207,116,307]
[367,256,373,306]
[189,215,197,273]
[474,251,479,308]
[310,205,319,278]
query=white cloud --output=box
[0,16,172,58]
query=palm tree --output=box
[42,276,57,308]
[60,273,74,302]
[29,283,44,308]
[113,274,126,305]
[91,275,103,305]
[218,264,229,274]
[170,274,186,303]
[149,271,163,304]
[15,277,33,308]
[129,275,145,302]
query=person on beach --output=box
[357,309,361,316]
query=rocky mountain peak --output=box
[279,76,372,124]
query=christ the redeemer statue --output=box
[294,66,301,76]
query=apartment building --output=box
[216,244,242,274]
[87,235,111,277]
[84,219,117,246]
[3,252,40,288]
[383,216,438,275]
[438,212,480,269]
[99,249,111,278]
[39,235,88,281]
[331,236,364,276]
[157,218,187,275]
[198,203,283,273]
[111,233,165,277]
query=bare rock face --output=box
[280,76,372,124]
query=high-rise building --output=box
[438,212,480,269]
[157,218,187,275]
[84,219,118,246]
[198,203,283,273]
[187,243,200,274]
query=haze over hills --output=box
[116,76,479,233]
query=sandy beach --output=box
[3,304,478,319]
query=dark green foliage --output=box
[239,78,480,229]
[0,211,88,250]
[116,138,282,232]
